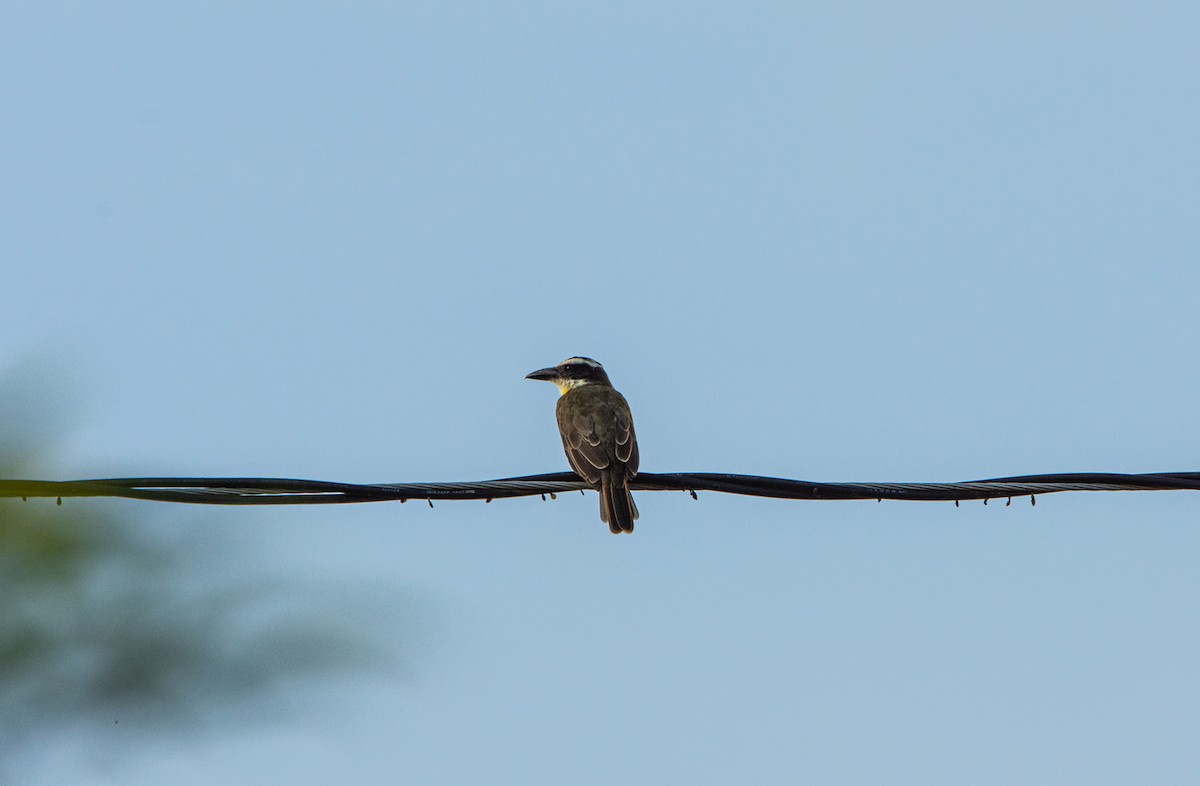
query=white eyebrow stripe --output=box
[560,357,602,368]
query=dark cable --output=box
[3,470,1199,506]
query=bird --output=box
[526,357,640,534]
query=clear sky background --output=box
[4,2,1200,783]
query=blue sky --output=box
[4,2,1200,783]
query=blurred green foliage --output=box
[0,362,411,780]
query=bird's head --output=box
[526,356,612,395]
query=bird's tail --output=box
[599,472,638,534]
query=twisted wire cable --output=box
[3,471,1199,506]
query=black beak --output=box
[525,366,559,381]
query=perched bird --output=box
[526,357,640,534]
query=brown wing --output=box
[557,405,610,485]
[611,395,638,477]
[555,387,638,485]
